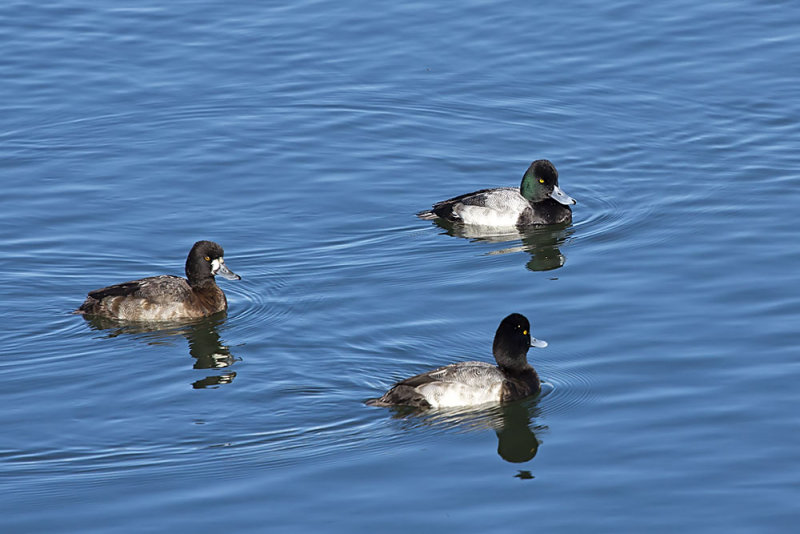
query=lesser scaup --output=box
[366,313,547,409]
[76,240,241,321]
[418,159,576,226]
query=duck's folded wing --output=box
[87,275,188,303]
[86,280,142,300]
[428,188,499,220]
[397,362,499,387]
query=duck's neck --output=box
[188,274,217,289]
[500,363,538,382]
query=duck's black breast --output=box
[499,369,541,402]
[519,198,572,226]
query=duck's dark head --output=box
[492,313,547,371]
[186,240,241,285]
[520,159,576,206]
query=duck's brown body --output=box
[76,240,239,322]
[77,275,228,321]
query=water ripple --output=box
[537,358,596,416]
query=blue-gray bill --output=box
[549,185,576,206]
[531,337,548,348]
[214,261,241,280]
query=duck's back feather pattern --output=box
[85,275,184,302]
[401,361,503,387]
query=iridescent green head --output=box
[519,160,576,205]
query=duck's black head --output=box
[185,240,241,286]
[492,313,547,371]
[519,159,576,206]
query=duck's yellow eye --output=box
[523,330,528,335]
[204,256,211,262]
[538,178,545,184]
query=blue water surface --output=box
[2,1,799,532]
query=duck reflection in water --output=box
[381,397,545,467]
[81,313,238,389]
[426,218,574,272]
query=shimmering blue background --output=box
[2,1,799,532]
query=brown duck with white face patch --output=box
[76,240,241,321]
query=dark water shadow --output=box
[428,219,574,272]
[81,313,238,389]
[382,397,546,469]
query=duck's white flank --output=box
[415,361,506,408]
[452,188,529,226]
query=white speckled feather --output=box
[452,188,530,226]
[415,361,506,408]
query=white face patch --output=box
[211,257,240,281]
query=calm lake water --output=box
[2,1,799,532]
